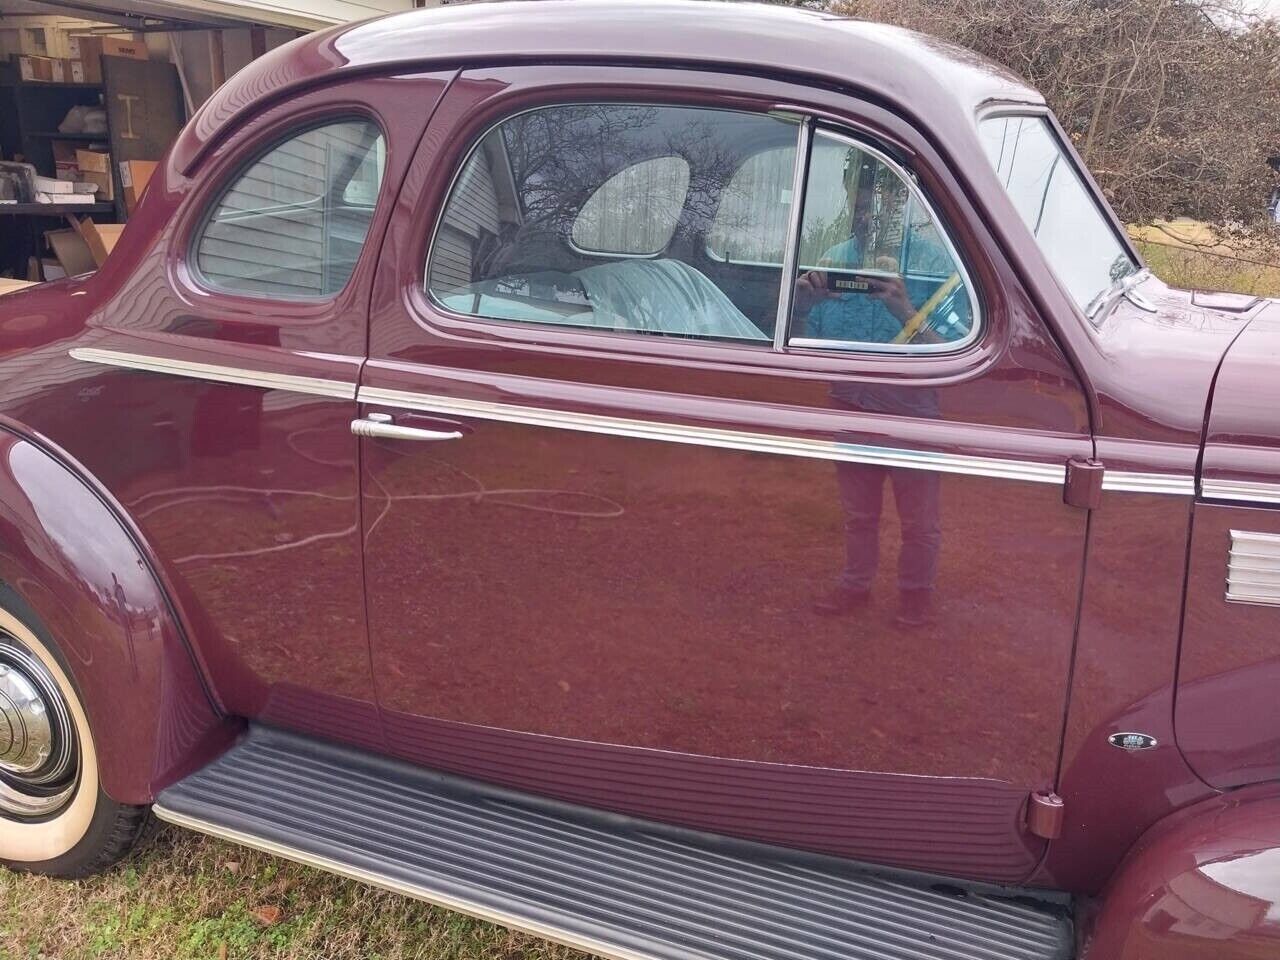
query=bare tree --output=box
[834,0,1280,235]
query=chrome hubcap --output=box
[0,637,77,818]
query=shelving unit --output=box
[0,61,117,278]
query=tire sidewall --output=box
[0,582,106,873]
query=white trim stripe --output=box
[1100,471,1195,496]
[358,385,1067,484]
[1203,478,1280,506]
[69,347,356,400]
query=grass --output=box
[1130,218,1280,296]
[0,826,589,960]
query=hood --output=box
[1084,272,1269,445]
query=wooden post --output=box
[250,26,267,60]
[209,30,226,90]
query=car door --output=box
[358,66,1093,884]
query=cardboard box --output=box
[119,159,157,213]
[100,36,146,61]
[75,149,112,200]
[78,218,124,267]
[17,55,54,82]
[67,36,103,83]
[44,228,96,277]
[0,278,37,296]
[52,142,80,181]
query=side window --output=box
[194,118,385,298]
[787,130,976,350]
[426,104,801,344]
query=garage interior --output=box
[0,0,426,291]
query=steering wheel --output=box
[892,272,962,344]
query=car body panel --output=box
[1087,783,1280,959]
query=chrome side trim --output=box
[1100,471,1195,496]
[359,386,1066,484]
[1226,530,1280,605]
[152,804,662,960]
[1203,478,1280,506]
[68,348,356,400]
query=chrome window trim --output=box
[783,126,983,356]
[1202,478,1280,506]
[1100,471,1195,496]
[358,385,1064,484]
[68,347,356,399]
[773,117,812,351]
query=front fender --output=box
[1087,783,1280,958]
[0,428,236,804]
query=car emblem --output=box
[1108,732,1158,751]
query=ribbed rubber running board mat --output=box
[155,726,1073,960]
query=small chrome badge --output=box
[1108,732,1158,751]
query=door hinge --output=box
[1064,457,1104,510]
[1026,791,1065,840]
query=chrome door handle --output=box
[351,413,463,442]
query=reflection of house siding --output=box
[198,121,375,297]
[430,157,501,291]
[146,0,422,31]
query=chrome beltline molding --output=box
[1100,471,1195,496]
[153,804,663,960]
[64,350,1204,494]
[1202,477,1280,506]
[359,385,1067,484]
[69,347,356,400]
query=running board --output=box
[154,726,1073,960]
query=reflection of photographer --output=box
[792,149,969,346]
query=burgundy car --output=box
[0,2,1277,957]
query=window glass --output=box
[427,104,800,344]
[788,131,976,350]
[978,114,1137,311]
[195,119,385,298]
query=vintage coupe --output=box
[0,2,1277,957]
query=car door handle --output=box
[351,413,463,442]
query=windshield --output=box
[978,114,1138,312]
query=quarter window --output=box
[194,119,385,298]
[786,131,976,350]
[427,104,800,343]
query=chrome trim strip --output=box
[1203,478,1280,506]
[359,386,1066,484]
[152,804,662,960]
[1100,471,1195,496]
[773,117,811,352]
[69,348,356,400]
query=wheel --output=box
[0,590,149,878]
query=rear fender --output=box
[1086,783,1280,958]
[0,428,236,804]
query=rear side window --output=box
[426,104,800,344]
[194,118,385,298]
